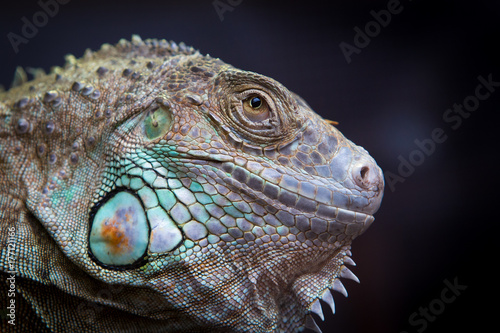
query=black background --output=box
[1,1,498,332]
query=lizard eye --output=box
[235,89,274,125]
[242,95,271,122]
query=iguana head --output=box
[3,36,383,332]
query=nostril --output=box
[352,161,381,190]
[359,166,369,180]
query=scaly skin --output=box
[0,36,383,332]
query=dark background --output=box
[1,0,498,332]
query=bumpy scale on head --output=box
[0,35,383,332]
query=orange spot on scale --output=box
[100,217,131,254]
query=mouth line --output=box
[333,206,374,222]
[176,156,378,224]
[319,207,375,238]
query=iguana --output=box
[0,36,383,332]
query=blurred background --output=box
[1,0,498,332]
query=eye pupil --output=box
[249,96,262,109]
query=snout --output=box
[350,157,384,215]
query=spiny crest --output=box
[66,35,199,67]
[8,35,199,89]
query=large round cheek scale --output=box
[89,191,149,266]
